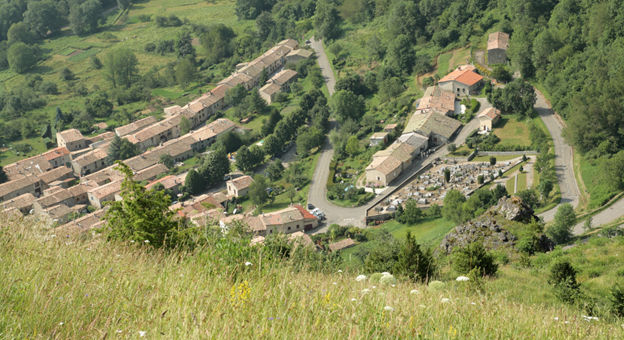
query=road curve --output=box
[307,38,367,228]
[534,89,580,222]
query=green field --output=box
[379,217,456,245]
[493,116,532,147]
[580,155,618,208]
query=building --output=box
[259,83,282,105]
[33,184,89,214]
[227,175,254,198]
[190,118,236,151]
[245,205,318,236]
[404,110,462,145]
[417,86,457,116]
[43,147,72,169]
[3,147,70,180]
[478,107,501,133]
[397,132,429,155]
[438,66,484,96]
[487,32,510,65]
[71,148,110,177]
[38,166,74,188]
[55,209,107,236]
[1,193,36,214]
[127,115,182,151]
[87,180,122,209]
[115,116,158,137]
[366,142,418,187]
[56,129,87,151]
[0,175,42,201]
[145,174,186,194]
[286,49,313,64]
[369,132,389,146]
[328,238,356,252]
[133,163,169,182]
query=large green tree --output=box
[394,232,435,282]
[7,42,38,73]
[248,174,269,207]
[442,189,466,224]
[108,135,139,162]
[331,90,365,122]
[103,48,139,88]
[69,0,102,36]
[23,0,63,38]
[547,203,576,244]
[314,0,341,40]
[199,24,236,64]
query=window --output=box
[288,227,291,230]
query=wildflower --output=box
[139,331,146,337]
[410,289,419,295]
[456,276,470,282]
[441,298,451,304]
[116,330,122,334]
[384,306,394,312]
[130,240,135,243]
[361,288,371,294]
[245,261,252,266]
[470,302,476,305]
[268,317,274,320]
[144,240,150,244]
[51,234,56,238]
[564,321,569,324]
[59,322,64,326]
[337,270,343,273]
[582,315,599,321]
[553,317,559,321]
[372,285,377,289]
[391,284,396,287]
[382,272,391,276]
[351,298,357,302]
[379,274,396,285]
[355,275,367,282]
[230,281,251,307]
[332,282,337,285]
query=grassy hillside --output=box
[1,214,622,339]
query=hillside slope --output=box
[0,214,620,339]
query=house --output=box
[404,110,462,145]
[115,116,158,137]
[365,142,418,187]
[438,66,484,96]
[478,107,501,132]
[127,115,182,151]
[286,49,313,64]
[227,175,254,198]
[3,148,70,180]
[328,238,356,252]
[43,147,71,169]
[133,163,169,182]
[33,184,89,214]
[259,83,282,105]
[383,124,398,133]
[71,148,110,177]
[38,166,74,188]
[397,132,429,155]
[1,193,36,214]
[40,203,85,224]
[55,208,107,236]
[56,129,87,151]
[244,205,318,236]
[487,32,510,65]
[190,118,236,151]
[145,174,186,194]
[156,135,195,163]
[87,180,122,209]
[0,175,42,201]
[417,86,457,116]
[369,132,389,146]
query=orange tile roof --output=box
[439,68,483,86]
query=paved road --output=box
[307,38,366,229]
[534,89,580,222]
[573,199,624,234]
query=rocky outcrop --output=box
[439,196,537,254]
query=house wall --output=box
[488,49,507,65]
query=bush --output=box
[548,260,581,304]
[451,242,498,277]
[611,283,624,317]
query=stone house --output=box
[227,175,254,198]
[438,66,484,96]
[487,32,510,65]
[56,129,87,152]
[245,205,318,236]
[478,107,502,132]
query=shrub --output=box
[428,280,445,291]
[611,282,624,317]
[451,242,498,277]
[548,260,580,304]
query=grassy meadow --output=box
[2,214,623,339]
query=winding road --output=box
[307,37,622,233]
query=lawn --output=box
[436,52,453,78]
[492,115,532,148]
[378,217,456,246]
[472,154,521,162]
[0,138,49,166]
[579,155,619,209]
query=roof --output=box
[374,142,417,164]
[370,132,389,140]
[328,238,356,252]
[146,174,185,190]
[131,115,181,144]
[43,203,74,220]
[478,107,501,121]
[293,205,317,220]
[134,163,169,182]
[269,69,298,86]
[55,209,107,235]
[43,147,70,161]
[251,206,316,230]
[397,132,429,149]
[488,31,510,51]
[72,148,108,168]
[287,49,313,59]
[38,166,73,185]
[88,180,122,200]
[439,68,483,86]
[88,131,115,144]
[288,231,315,249]
[278,39,298,50]
[228,175,254,191]
[191,118,236,142]
[1,193,35,211]
[417,86,456,113]
[0,175,39,198]
[210,84,232,100]
[404,111,462,139]
[3,153,53,179]
[259,83,282,97]
[115,116,158,137]
[366,154,402,175]
[57,129,84,143]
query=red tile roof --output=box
[294,205,317,220]
[439,68,483,86]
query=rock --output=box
[439,216,517,254]
[490,196,535,223]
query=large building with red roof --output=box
[438,65,484,96]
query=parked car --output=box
[307,203,315,210]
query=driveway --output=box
[534,89,580,222]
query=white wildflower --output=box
[130,240,135,243]
[372,285,377,289]
[139,331,146,337]
[116,329,122,333]
[553,317,559,321]
[58,322,64,326]
[337,270,343,273]
[410,289,419,295]
[384,306,394,312]
[381,272,391,276]
[355,274,367,282]
[144,240,150,244]
[470,302,476,305]
[332,282,337,285]
[441,298,451,304]
[456,276,470,282]
[244,261,252,266]
[351,298,357,302]
[379,274,397,285]
[361,288,371,294]
[564,321,569,324]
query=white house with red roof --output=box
[438,65,484,96]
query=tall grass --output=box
[0,214,621,339]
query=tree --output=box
[23,0,63,38]
[444,168,451,183]
[103,48,139,88]
[235,0,276,20]
[7,42,38,74]
[451,242,498,277]
[200,24,236,64]
[547,203,575,244]
[85,93,113,118]
[385,34,415,74]
[398,199,423,224]
[491,65,512,83]
[345,136,360,156]
[489,156,497,166]
[331,90,365,122]
[489,79,537,118]
[263,134,282,158]
[0,166,7,184]
[175,30,196,60]
[255,11,275,40]
[249,174,268,207]
[184,169,205,195]
[69,0,102,36]
[175,58,195,88]
[179,117,191,135]
[442,189,466,224]
[225,85,248,108]
[104,162,184,248]
[314,0,341,40]
[548,260,580,304]
[200,149,230,186]
[538,178,554,199]
[265,159,284,181]
[394,232,435,283]
[108,135,139,162]
[117,0,132,10]
[159,154,174,169]
[7,22,36,44]
[296,126,324,157]
[236,145,264,172]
